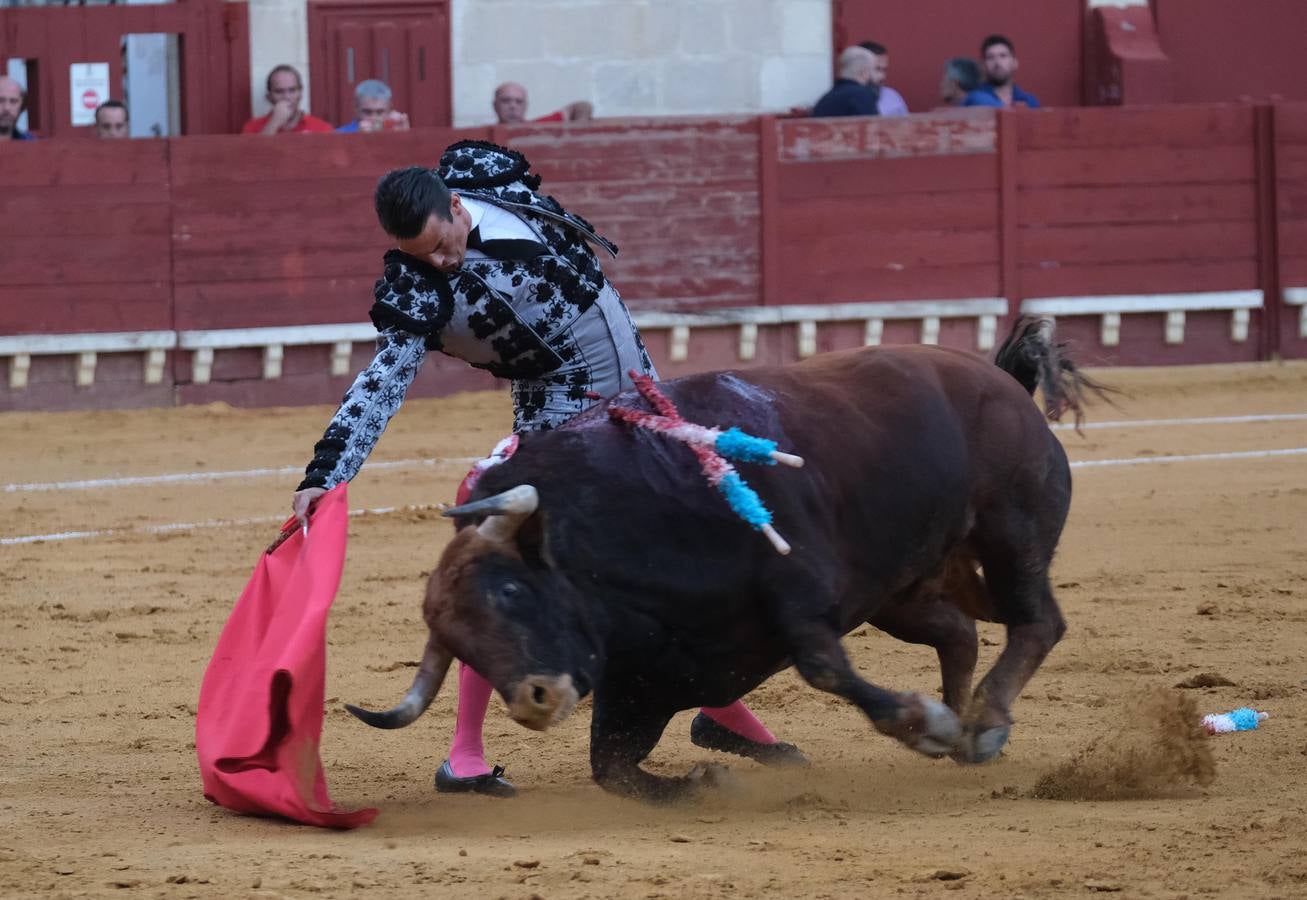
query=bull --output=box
[347,317,1104,802]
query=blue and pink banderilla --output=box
[609,372,804,555]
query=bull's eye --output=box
[497,581,522,602]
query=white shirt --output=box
[460,196,540,259]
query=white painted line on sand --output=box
[1053,412,1307,432]
[0,504,444,546]
[5,447,1304,546]
[7,414,1305,495]
[3,457,479,494]
[1071,447,1307,469]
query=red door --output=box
[307,0,451,128]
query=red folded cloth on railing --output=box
[196,484,377,829]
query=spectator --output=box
[976,34,1040,108]
[940,58,989,107]
[337,79,410,133]
[492,81,593,124]
[0,76,35,141]
[812,46,880,118]
[94,100,130,139]
[241,65,334,135]
[859,41,909,116]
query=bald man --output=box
[492,81,593,124]
[0,76,35,141]
[811,46,880,118]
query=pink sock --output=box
[700,700,776,744]
[447,662,494,777]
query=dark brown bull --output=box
[348,317,1105,802]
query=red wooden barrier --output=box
[0,140,172,335]
[1013,105,1262,365]
[170,127,486,331]
[509,117,762,312]
[766,111,1001,307]
[2,105,1305,413]
[1275,103,1307,358]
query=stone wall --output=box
[450,0,832,126]
[242,0,832,124]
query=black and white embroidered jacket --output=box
[298,141,654,492]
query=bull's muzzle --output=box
[508,674,579,731]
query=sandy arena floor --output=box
[2,360,1306,899]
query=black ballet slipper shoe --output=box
[690,712,810,767]
[434,760,518,798]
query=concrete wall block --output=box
[760,54,830,110]
[726,1,781,55]
[460,4,553,63]
[453,63,499,127]
[677,6,729,56]
[779,0,833,56]
[594,62,660,116]
[635,3,683,57]
[662,56,757,114]
[550,4,648,60]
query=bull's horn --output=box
[345,635,452,729]
[442,484,539,543]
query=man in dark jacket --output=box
[812,45,880,117]
[292,142,803,797]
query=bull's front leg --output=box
[590,685,730,803]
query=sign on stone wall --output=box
[69,62,110,127]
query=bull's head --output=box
[346,485,603,734]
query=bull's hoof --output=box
[950,724,1010,764]
[883,694,962,758]
[686,762,739,794]
[690,712,810,767]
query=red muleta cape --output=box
[196,484,377,828]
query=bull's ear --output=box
[513,511,555,569]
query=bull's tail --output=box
[994,316,1113,427]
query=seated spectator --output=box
[94,100,130,139]
[859,41,908,116]
[492,81,593,124]
[812,46,880,118]
[241,65,334,135]
[975,34,1040,108]
[337,79,410,133]
[939,58,989,107]
[0,76,35,140]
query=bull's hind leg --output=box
[768,571,962,757]
[868,558,987,714]
[954,567,1065,764]
[589,685,731,803]
[869,597,978,715]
